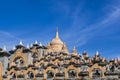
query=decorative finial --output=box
[35,40,38,44]
[72,46,77,54]
[63,42,66,47]
[83,50,86,53]
[102,57,105,62]
[3,45,7,51]
[30,44,33,47]
[39,42,42,46]
[118,57,120,61]
[19,40,23,45]
[73,46,76,50]
[62,42,68,53]
[12,46,16,50]
[56,27,59,38]
[96,51,99,55]
[26,44,29,49]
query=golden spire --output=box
[50,28,63,52]
[56,27,59,38]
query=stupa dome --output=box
[48,28,64,52]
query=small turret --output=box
[3,46,7,52]
[33,40,39,46]
[12,46,16,51]
[62,42,68,53]
[114,58,118,64]
[83,50,89,59]
[83,50,87,55]
[0,46,10,57]
[72,46,77,55]
[39,42,42,46]
[35,40,38,44]
[26,44,30,49]
[95,51,100,57]
[19,40,23,46]
[16,40,24,49]
[102,57,105,62]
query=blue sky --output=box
[0,0,120,59]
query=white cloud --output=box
[63,5,120,49]
[0,31,20,50]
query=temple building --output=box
[0,29,120,80]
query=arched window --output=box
[48,57,50,62]
[14,57,24,67]
[47,70,54,78]
[10,72,16,79]
[109,65,115,72]
[32,53,38,58]
[92,68,102,79]
[68,70,76,78]
[39,64,44,72]
[27,71,34,79]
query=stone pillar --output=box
[44,72,47,79]
[76,70,79,78]
[64,68,68,79]
[0,62,2,80]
